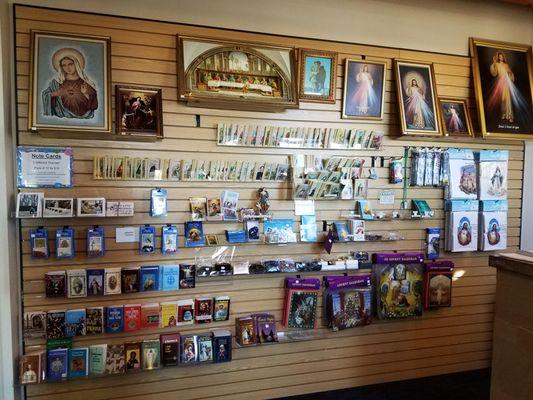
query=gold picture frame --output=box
[342,59,387,120]
[28,30,112,134]
[394,59,441,137]
[470,38,533,140]
[298,49,338,104]
[437,97,474,138]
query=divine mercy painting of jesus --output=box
[470,38,533,139]
[29,31,111,133]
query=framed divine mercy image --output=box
[394,59,441,136]
[28,30,112,133]
[470,38,533,139]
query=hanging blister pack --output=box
[87,226,105,258]
[55,226,75,259]
[30,227,49,259]
[150,188,168,217]
[139,225,156,254]
[162,225,178,254]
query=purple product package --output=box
[425,260,454,272]
[373,252,424,264]
[324,275,371,290]
[285,277,321,290]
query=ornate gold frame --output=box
[393,59,441,137]
[298,48,338,104]
[437,97,474,138]
[28,30,112,134]
[470,37,533,140]
[342,58,387,120]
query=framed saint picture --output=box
[394,60,441,136]
[298,49,337,103]
[115,86,163,139]
[28,31,112,133]
[470,38,533,139]
[342,59,386,120]
[437,98,474,137]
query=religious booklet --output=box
[125,342,142,373]
[67,269,87,298]
[85,307,104,335]
[45,271,66,298]
[197,334,214,363]
[235,317,257,346]
[104,267,122,295]
[424,260,454,309]
[68,347,89,378]
[47,348,68,381]
[213,330,232,363]
[23,311,46,339]
[105,305,124,334]
[140,266,160,292]
[283,277,320,329]
[350,219,365,241]
[141,303,160,329]
[142,339,161,370]
[65,309,86,337]
[213,296,230,322]
[180,335,198,365]
[177,299,195,326]
[19,351,46,384]
[252,313,278,343]
[195,297,214,324]
[179,264,196,288]
[123,304,142,332]
[160,333,180,367]
[121,267,140,294]
[478,150,508,200]
[479,200,508,251]
[46,310,66,339]
[184,221,205,247]
[89,344,107,375]
[105,344,125,375]
[160,301,177,328]
[160,264,179,291]
[86,269,104,296]
[426,228,441,259]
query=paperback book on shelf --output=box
[89,344,107,375]
[160,333,180,367]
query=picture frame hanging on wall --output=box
[470,38,533,140]
[115,85,163,139]
[394,59,441,136]
[28,30,112,133]
[298,49,338,103]
[437,98,474,137]
[342,59,387,120]
[177,35,298,112]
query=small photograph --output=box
[438,98,474,137]
[205,234,219,246]
[16,192,43,218]
[43,198,73,218]
[77,198,106,217]
[116,86,163,139]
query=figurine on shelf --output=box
[256,187,270,215]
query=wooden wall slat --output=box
[14,5,523,400]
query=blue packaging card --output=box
[65,309,86,337]
[184,221,205,247]
[68,347,88,378]
[478,150,509,162]
[225,230,247,243]
[447,148,475,160]
[140,266,160,292]
[480,199,508,212]
[162,225,178,254]
[47,348,68,381]
[139,225,156,254]
[86,227,105,258]
[30,228,49,259]
[150,188,168,217]
[105,306,124,334]
[160,265,179,291]
[445,199,479,212]
[56,227,75,259]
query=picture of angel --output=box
[395,60,440,136]
[438,98,473,137]
[471,39,533,138]
[457,217,473,246]
[342,60,386,119]
[29,31,111,132]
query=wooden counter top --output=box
[489,252,533,279]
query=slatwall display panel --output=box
[14,5,523,400]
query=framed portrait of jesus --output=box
[28,31,112,133]
[470,38,533,140]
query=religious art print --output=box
[394,60,440,136]
[470,38,533,139]
[177,36,298,111]
[28,31,111,133]
[342,59,386,119]
[299,49,338,103]
[437,98,473,137]
[115,86,163,139]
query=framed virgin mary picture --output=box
[437,98,474,137]
[298,49,338,103]
[394,60,441,136]
[342,59,386,120]
[28,31,112,133]
[470,38,533,139]
[115,85,163,139]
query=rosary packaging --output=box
[373,252,424,319]
[150,188,168,217]
[161,225,178,254]
[87,226,105,257]
[30,228,49,259]
[55,227,75,259]
[139,225,156,254]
